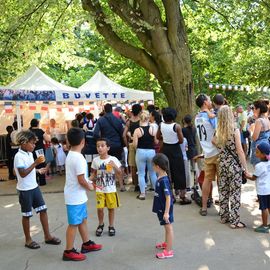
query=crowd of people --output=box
[4,94,270,260]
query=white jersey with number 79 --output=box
[195,112,219,158]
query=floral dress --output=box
[218,136,243,225]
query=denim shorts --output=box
[66,202,88,225]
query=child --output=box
[245,142,270,233]
[51,137,66,176]
[90,138,122,237]
[63,128,102,261]
[152,153,174,259]
[14,130,61,249]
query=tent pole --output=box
[16,101,22,131]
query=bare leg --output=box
[65,225,77,250]
[164,224,173,251]
[131,166,138,186]
[97,208,104,225]
[40,211,52,241]
[202,179,212,210]
[108,209,115,227]
[262,209,269,227]
[22,216,32,245]
[78,219,89,243]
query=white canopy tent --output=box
[6,65,78,92]
[56,70,154,102]
[0,65,78,131]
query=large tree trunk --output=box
[82,0,193,122]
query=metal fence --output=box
[0,135,7,162]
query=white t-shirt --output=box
[254,161,270,195]
[195,112,219,158]
[14,149,38,191]
[64,151,89,205]
[10,130,19,149]
[91,156,121,193]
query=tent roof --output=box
[7,65,77,92]
[78,71,154,100]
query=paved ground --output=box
[0,173,269,270]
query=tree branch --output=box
[108,0,153,54]
[82,0,160,78]
[161,0,189,59]
[138,0,174,74]
[192,0,236,29]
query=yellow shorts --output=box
[96,192,120,209]
[203,154,219,182]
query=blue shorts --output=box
[66,203,88,225]
[157,210,174,226]
[258,195,270,210]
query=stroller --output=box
[191,157,213,208]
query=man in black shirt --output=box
[5,125,16,180]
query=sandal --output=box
[199,209,207,216]
[136,194,145,200]
[25,241,40,249]
[45,237,61,245]
[108,226,116,236]
[179,197,192,205]
[96,224,104,237]
[230,222,246,229]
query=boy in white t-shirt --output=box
[14,131,61,249]
[245,142,270,233]
[90,138,122,237]
[63,128,102,261]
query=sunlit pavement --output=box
[0,173,269,270]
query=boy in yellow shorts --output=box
[90,138,122,237]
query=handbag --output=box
[104,115,125,147]
[225,146,247,184]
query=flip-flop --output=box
[230,222,246,229]
[25,241,40,249]
[45,237,61,245]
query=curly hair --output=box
[216,105,235,147]
[16,130,37,145]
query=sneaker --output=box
[155,242,167,249]
[156,249,174,259]
[62,248,86,261]
[254,225,269,234]
[81,240,103,253]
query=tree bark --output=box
[82,0,193,121]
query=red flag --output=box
[4,102,13,113]
[29,104,36,110]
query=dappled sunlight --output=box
[264,250,270,259]
[4,203,15,208]
[30,225,41,236]
[198,265,210,270]
[261,239,270,249]
[204,236,215,250]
